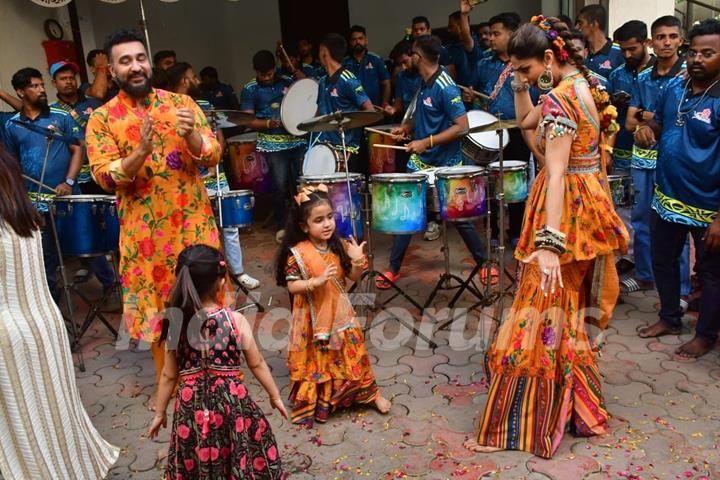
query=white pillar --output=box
[607,0,675,37]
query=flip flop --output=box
[620,277,653,293]
[375,271,399,290]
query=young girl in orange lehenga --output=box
[275,184,391,426]
[465,16,629,459]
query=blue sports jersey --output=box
[445,33,482,87]
[316,67,371,152]
[629,57,685,169]
[652,76,720,227]
[240,75,306,153]
[395,69,422,111]
[407,68,466,171]
[607,59,654,170]
[473,53,539,121]
[4,107,81,211]
[586,38,625,77]
[342,52,390,106]
[51,93,102,184]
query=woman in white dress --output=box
[0,144,119,479]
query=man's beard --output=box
[187,83,202,99]
[30,96,48,110]
[352,44,366,55]
[690,66,715,82]
[117,72,153,98]
[625,56,642,70]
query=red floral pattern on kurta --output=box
[86,88,222,341]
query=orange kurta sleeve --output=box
[86,106,134,192]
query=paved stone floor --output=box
[69,224,720,479]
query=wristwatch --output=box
[64,177,75,186]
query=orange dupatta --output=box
[290,241,358,349]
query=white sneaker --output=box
[237,273,260,290]
[275,229,286,244]
[423,221,440,241]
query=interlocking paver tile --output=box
[397,372,450,398]
[661,358,719,386]
[370,345,414,367]
[434,345,475,366]
[433,362,480,386]
[604,382,653,407]
[527,454,602,480]
[434,381,488,406]
[615,350,672,375]
[372,362,412,386]
[399,352,449,377]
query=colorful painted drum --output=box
[370,173,427,234]
[98,195,120,253]
[226,133,272,193]
[366,123,399,174]
[211,190,254,228]
[435,166,488,221]
[608,173,634,208]
[52,195,107,256]
[488,160,529,203]
[299,173,364,238]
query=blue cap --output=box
[50,61,79,78]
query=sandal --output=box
[480,266,499,286]
[375,271,399,290]
[620,277,653,293]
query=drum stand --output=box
[74,251,120,340]
[438,127,514,332]
[34,138,86,371]
[422,220,484,309]
[212,165,265,313]
[348,190,438,349]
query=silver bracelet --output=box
[511,81,530,93]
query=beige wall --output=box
[0,0,64,102]
[607,0,675,36]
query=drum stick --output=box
[278,43,294,69]
[372,144,408,151]
[22,175,58,194]
[365,127,397,138]
[458,84,491,101]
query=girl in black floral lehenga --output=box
[147,244,287,479]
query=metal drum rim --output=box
[488,160,528,171]
[435,166,487,179]
[371,173,427,183]
[210,189,254,198]
[299,172,363,184]
[227,132,258,143]
[53,194,112,202]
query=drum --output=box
[226,133,272,193]
[435,166,488,221]
[370,173,427,234]
[488,160,529,203]
[608,173,634,208]
[52,195,107,256]
[303,143,344,175]
[211,190,254,228]
[461,110,510,166]
[281,78,319,136]
[366,124,398,174]
[298,173,363,238]
[98,195,120,253]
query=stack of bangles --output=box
[534,226,567,255]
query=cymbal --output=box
[463,119,518,135]
[206,110,255,127]
[10,120,79,145]
[297,110,383,133]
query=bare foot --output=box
[146,392,157,412]
[675,336,714,359]
[638,321,681,338]
[374,395,391,414]
[463,438,503,453]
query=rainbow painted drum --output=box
[488,160,529,203]
[370,173,427,234]
[299,173,364,238]
[435,166,488,221]
[226,133,272,193]
[366,123,398,174]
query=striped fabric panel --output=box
[0,224,119,479]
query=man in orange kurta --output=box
[86,29,221,380]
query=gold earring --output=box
[538,65,554,90]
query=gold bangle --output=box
[599,143,613,154]
[429,135,434,148]
[351,256,366,267]
[306,278,315,293]
[266,119,271,129]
